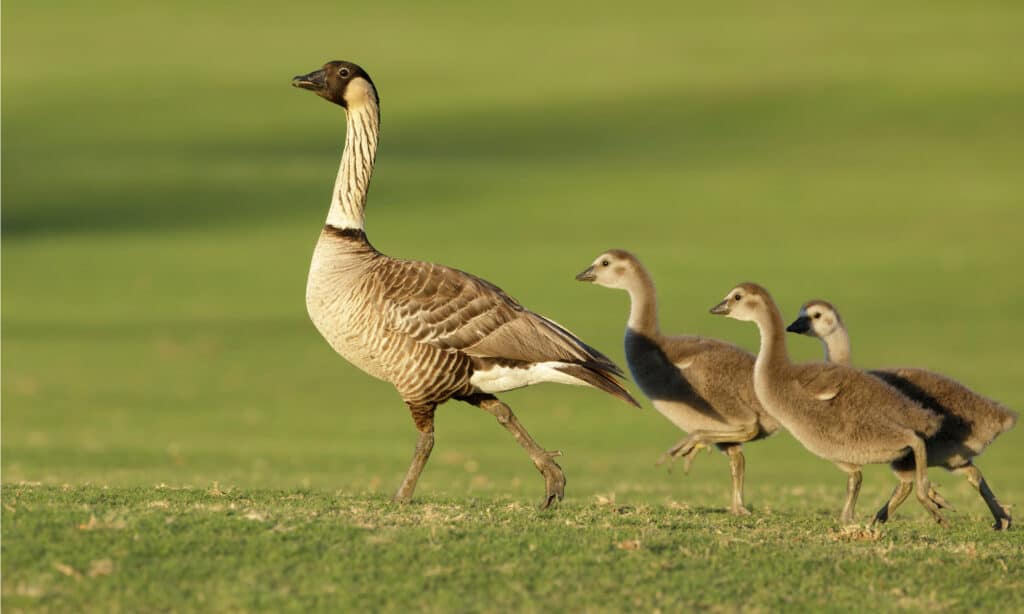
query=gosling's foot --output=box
[917,493,950,528]
[731,504,752,516]
[927,486,954,511]
[656,439,703,474]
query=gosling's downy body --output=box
[788,300,1018,529]
[577,251,779,514]
[711,283,949,526]
[293,61,637,508]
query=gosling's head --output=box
[575,250,643,290]
[709,282,770,322]
[292,60,378,109]
[786,300,843,338]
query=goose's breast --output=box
[305,249,396,382]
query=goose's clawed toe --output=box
[536,452,566,509]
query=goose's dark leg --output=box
[956,462,1012,530]
[393,404,436,504]
[468,394,565,509]
[721,443,751,516]
[835,463,862,525]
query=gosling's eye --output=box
[339,67,351,78]
[813,313,821,319]
[601,260,609,267]
[733,294,741,301]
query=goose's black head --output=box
[292,60,378,109]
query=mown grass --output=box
[4,0,1024,611]
[4,484,1023,612]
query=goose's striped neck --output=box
[326,100,380,231]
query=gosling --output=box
[711,283,949,526]
[577,251,779,515]
[788,300,1018,529]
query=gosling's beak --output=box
[292,69,326,91]
[709,300,730,315]
[575,266,596,282]
[786,316,811,335]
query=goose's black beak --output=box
[786,316,811,335]
[709,300,730,315]
[575,266,596,282]
[292,69,326,91]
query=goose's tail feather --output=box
[555,363,641,408]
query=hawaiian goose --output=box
[291,61,637,508]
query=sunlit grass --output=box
[3,0,1024,610]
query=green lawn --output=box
[3,0,1024,611]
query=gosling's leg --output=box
[873,479,913,525]
[722,443,751,516]
[393,404,437,504]
[657,423,759,472]
[470,394,565,509]
[835,463,863,525]
[956,463,1012,530]
[908,436,949,527]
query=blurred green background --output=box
[3,0,1023,515]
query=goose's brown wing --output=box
[377,258,624,375]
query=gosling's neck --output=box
[624,268,660,337]
[820,326,852,366]
[326,97,380,231]
[753,300,792,382]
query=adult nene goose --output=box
[291,61,637,508]
[576,250,779,515]
[711,283,949,526]
[788,300,1018,529]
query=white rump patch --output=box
[470,361,587,393]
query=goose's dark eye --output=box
[601,260,609,267]
[339,68,350,78]
[733,294,741,301]
[813,313,821,319]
